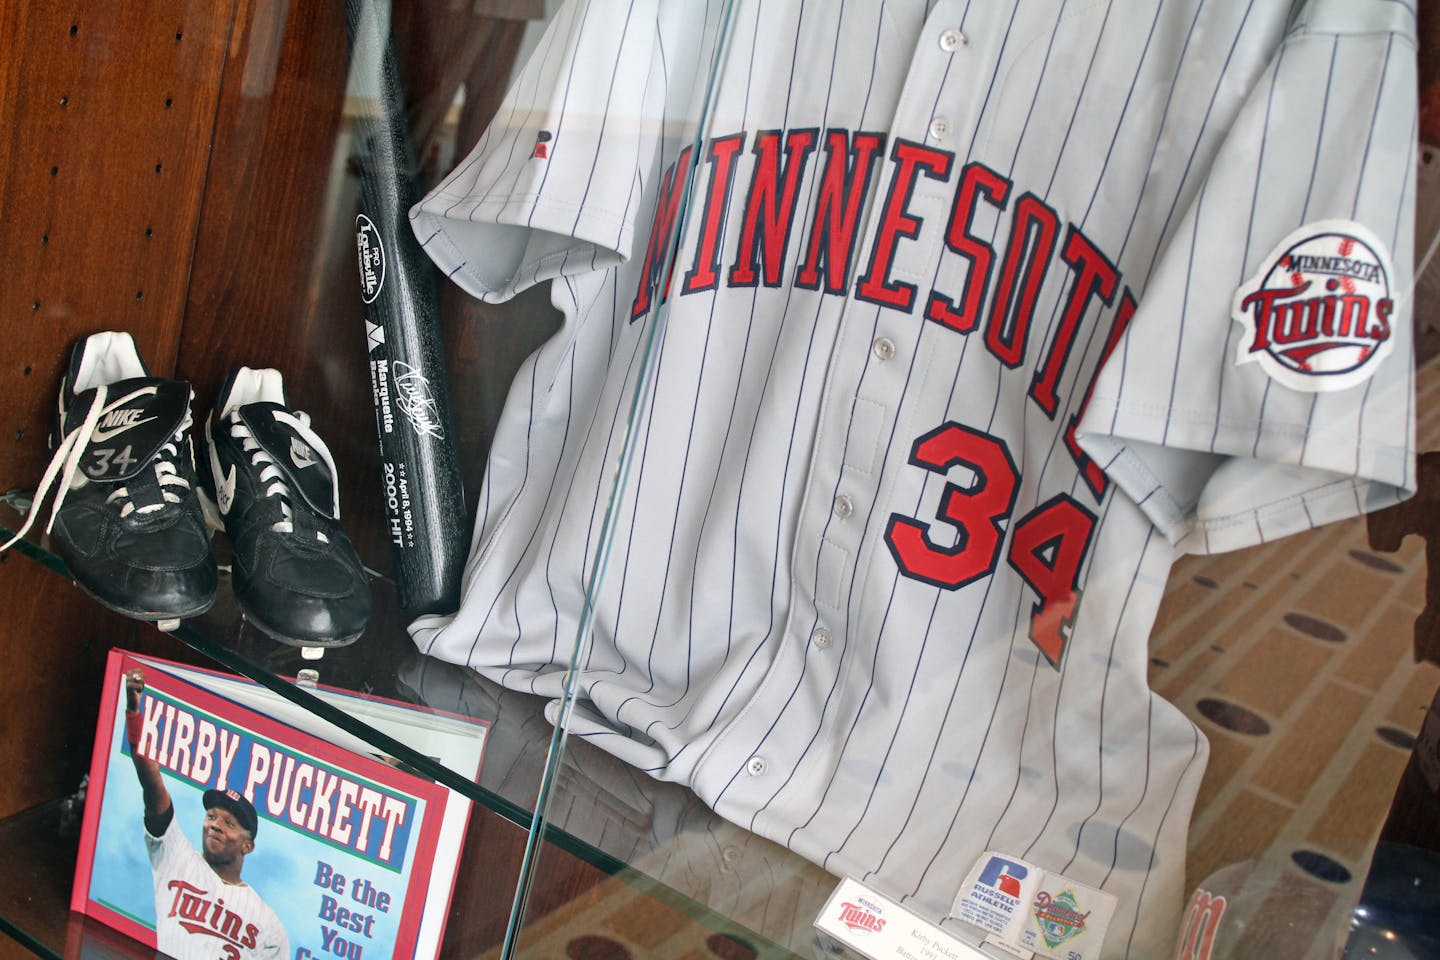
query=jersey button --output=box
[938,28,966,52]
[833,495,854,519]
[813,626,833,649]
[929,116,952,141]
[747,756,768,777]
[872,337,896,361]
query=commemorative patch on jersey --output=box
[953,853,1117,960]
[1017,877,1116,960]
[1232,220,1395,392]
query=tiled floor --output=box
[1150,348,1440,956]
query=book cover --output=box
[72,648,488,960]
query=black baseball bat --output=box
[345,0,466,615]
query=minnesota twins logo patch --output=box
[1233,221,1395,392]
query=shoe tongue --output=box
[68,377,191,482]
[236,402,337,519]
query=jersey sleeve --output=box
[407,0,666,304]
[1075,0,1418,555]
[145,815,185,872]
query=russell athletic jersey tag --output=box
[954,854,1117,960]
[1232,220,1396,393]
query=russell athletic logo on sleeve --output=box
[1233,220,1396,392]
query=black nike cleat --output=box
[201,368,371,649]
[1,331,217,629]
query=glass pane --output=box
[0,2,566,957]
[1,4,1436,960]
[449,4,1438,960]
[439,2,753,956]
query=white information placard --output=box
[815,877,1000,960]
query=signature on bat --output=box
[391,362,445,439]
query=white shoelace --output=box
[0,385,194,552]
[228,408,338,541]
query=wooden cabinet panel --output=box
[0,0,553,824]
[0,1,236,820]
[0,2,235,483]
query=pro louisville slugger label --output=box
[356,214,386,303]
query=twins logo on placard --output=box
[836,898,886,934]
[1233,220,1395,392]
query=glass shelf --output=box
[0,513,826,960]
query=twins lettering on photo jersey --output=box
[408,3,1419,958]
[162,881,260,952]
[148,825,287,959]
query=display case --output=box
[2,3,1439,960]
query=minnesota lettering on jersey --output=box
[630,128,1140,668]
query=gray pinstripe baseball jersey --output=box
[408,1,1418,956]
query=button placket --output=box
[695,0,1003,861]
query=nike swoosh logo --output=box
[215,463,237,514]
[290,436,318,469]
[207,420,238,515]
[92,415,157,442]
